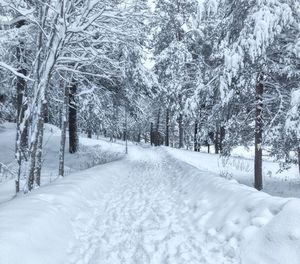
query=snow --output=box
[286,88,300,139]
[166,146,300,199]
[0,123,124,203]
[0,61,34,81]
[1,125,300,263]
[224,0,295,80]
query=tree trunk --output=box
[297,147,300,178]
[27,138,37,191]
[69,81,78,154]
[194,122,200,152]
[155,109,161,146]
[125,107,128,154]
[59,118,67,176]
[165,108,170,147]
[34,102,46,187]
[178,113,183,148]
[16,64,28,151]
[220,126,225,153]
[137,131,141,143]
[27,101,45,191]
[15,18,28,193]
[44,100,49,123]
[123,130,126,141]
[86,101,93,139]
[215,126,219,154]
[87,130,92,138]
[150,122,153,146]
[59,83,68,177]
[254,72,264,191]
[25,7,61,191]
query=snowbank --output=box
[0,162,118,264]
[176,162,298,264]
[0,123,125,203]
[165,147,300,198]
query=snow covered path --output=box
[1,146,300,264]
[67,150,229,264]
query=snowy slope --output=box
[166,147,300,199]
[0,123,124,203]
[0,145,300,264]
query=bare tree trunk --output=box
[87,130,92,138]
[123,130,126,141]
[34,102,46,186]
[87,102,93,138]
[27,106,41,191]
[15,18,28,193]
[178,113,183,148]
[220,126,225,153]
[165,108,170,147]
[59,83,68,177]
[215,126,219,154]
[69,81,78,154]
[254,72,264,191]
[137,130,141,143]
[194,121,200,152]
[27,157,36,191]
[155,109,161,146]
[150,122,153,146]
[43,100,49,123]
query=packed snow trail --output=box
[67,149,232,264]
[65,147,295,264]
[1,146,300,264]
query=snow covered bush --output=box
[74,144,124,171]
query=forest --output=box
[1,1,300,263]
[0,0,300,194]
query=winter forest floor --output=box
[1,123,300,263]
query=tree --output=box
[152,0,198,148]
[220,0,297,190]
[0,0,152,192]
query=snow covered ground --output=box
[166,146,300,199]
[0,123,124,203]
[1,124,300,263]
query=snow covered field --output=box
[0,124,300,263]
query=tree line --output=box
[0,0,299,193]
